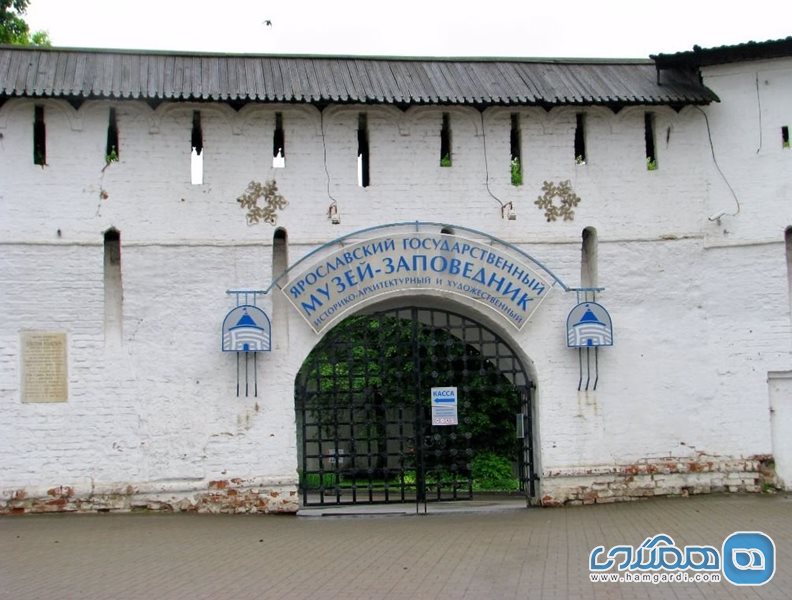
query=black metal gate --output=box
[295,307,535,507]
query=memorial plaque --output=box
[21,331,68,403]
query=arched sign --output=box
[282,232,555,333]
[566,302,613,347]
[221,305,272,352]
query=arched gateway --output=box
[276,223,568,508]
[294,305,536,507]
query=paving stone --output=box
[0,494,790,599]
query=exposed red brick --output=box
[46,486,74,498]
[541,494,561,508]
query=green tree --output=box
[298,313,522,473]
[1,0,50,46]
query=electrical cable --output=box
[479,112,507,211]
[320,110,339,215]
[694,106,741,218]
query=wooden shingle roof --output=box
[653,36,792,69]
[0,46,719,106]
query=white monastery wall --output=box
[1,100,717,243]
[700,58,792,241]
[1,59,790,511]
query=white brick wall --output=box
[1,55,791,510]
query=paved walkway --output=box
[1,493,790,599]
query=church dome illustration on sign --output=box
[566,302,613,348]
[222,306,271,352]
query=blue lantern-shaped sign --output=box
[222,290,272,398]
[566,302,613,348]
[222,305,271,353]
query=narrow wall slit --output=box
[357,113,370,187]
[273,228,289,349]
[33,105,46,165]
[782,126,789,149]
[579,226,600,391]
[581,226,598,290]
[574,113,586,164]
[191,110,203,185]
[645,113,657,169]
[273,112,285,168]
[440,112,452,166]
[106,107,119,161]
[104,228,123,345]
[510,113,522,185]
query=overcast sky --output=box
[24,0,792,58]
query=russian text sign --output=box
[431,387,458,426]
[283,233,553,333]
[21,331,68,403]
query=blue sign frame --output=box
[567,302,613,348]
[221,305,272,353]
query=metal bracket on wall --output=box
[223,289,270,398]
[575,288,601,392]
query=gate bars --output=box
[295,307,535,508]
